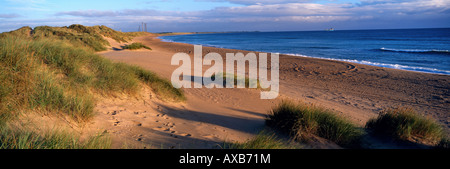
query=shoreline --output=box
[109,34,450,126]
[157,33,450,76]
[98,34,449,148]
[153,34,449,126]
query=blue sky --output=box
[0,0,449,32]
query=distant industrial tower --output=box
[139,22,148,32]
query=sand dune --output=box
[93,34,449,149]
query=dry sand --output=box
[89,34,449,149]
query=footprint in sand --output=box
[156,113,171,120]
[136,134,144,142]
[164,122,175,128]
[202,134,218,139]
[152,126,170,131]
[169,132,191,138]
[157,105,165,112]
[110,110,118,115]
[179,133,192,137]
[113,120,120,126]
[134,121,143,127]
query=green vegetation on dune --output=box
[265,100,447,149]
[131,66,185,101]
[123,42,152,50]
[366,107,444,144]
[223,131,300,149]
[266,100,363,148]
[0,25,184,149]
[68,24,136,43]
[32,26,109,51]
[0,26,33,38]
[1,24,148,52]
[0,124,111,149]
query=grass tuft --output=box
[0,125,111,149]
[365,107,444,144]
[223,131,299,149]
[266,100,363,148]
[123,42,152,50]
[29,70,95,121]
[131,66,185,102]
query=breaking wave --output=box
[379,48,450,55]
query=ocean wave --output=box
[308,46,335,49]
[159,38,222,48]
[286,53,450,75]
[379,47,450,54]
[158,37,174,43]
[157,37,450,75]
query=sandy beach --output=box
[93,34,449,149]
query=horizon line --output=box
[2,24,449,34]
[151,27,450,34]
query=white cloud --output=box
[2,0,449,32]
[212,3,352,16]
[5,0,55,11]
[0,14,21,18]
[199,0,313,5]
[55,0,450,22]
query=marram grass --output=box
[0,25,184,149]
[365,107,444,144]
[223,131,299,149]
[266,100,363,148]
[0,125,111,149]
[0,27,184,122]
[123,42,152,50]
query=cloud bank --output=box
[1,0,449,32]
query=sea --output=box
[159,28,450,75]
